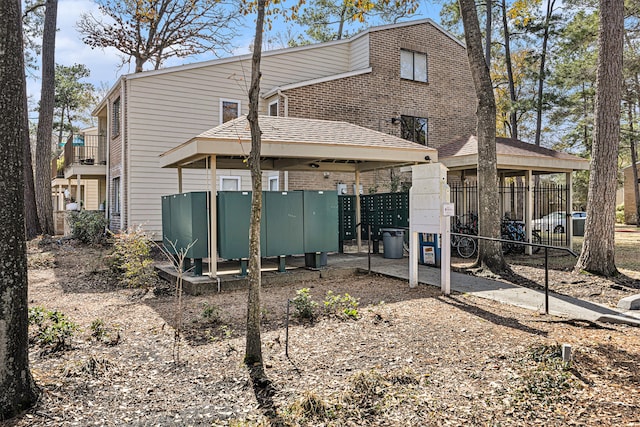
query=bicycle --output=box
[451,214,477,259]
[501,215,542,254]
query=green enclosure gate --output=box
[162,190,339,274]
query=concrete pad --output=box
[617,294,640,310]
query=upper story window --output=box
[268,100,279,116]
[400,50,428,82]
[112,98,121,137]
[400,115,428,145]
[220,99,241,124]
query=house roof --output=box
[160,115,437,172]
[438,135,590,173]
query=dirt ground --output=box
[5,239,640,426]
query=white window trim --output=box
[219,98,242,124]
[268,100,279,116]
[219,175,241,191]
[268,175,279,191]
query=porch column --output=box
[57,184,63,210]
[208,155,217,278]
[76,175,82,210]
[177,167,183,193]
[566,172,573,250]
[355,170,362,252]
[525,170,533,255]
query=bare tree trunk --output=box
[501,0,517,140]
[24,92,42,239]
[575,0,623,276]
[0,0,39,418]
[34,0,57,235]
[629,103,640,227]
[534,0,556,146]
[245,0,266,372]
[459,0,507,272]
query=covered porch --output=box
[438,135,590,250]
[159,115,437,278]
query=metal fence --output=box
[450,181,569,247]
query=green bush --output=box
[324,291,360,320]
[616,204,625,224]
[109,227,157,288]
[201,302,221,323]
[292,288,318,320]
[67,210,108,243]
[28,306,78,352]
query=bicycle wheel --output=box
[457,236,477,259]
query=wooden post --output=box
[209,155,217,278]
[355,170,362,252]
[525,169,533,255]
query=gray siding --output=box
[349,33,370,70]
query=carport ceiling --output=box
[160,115,437,173]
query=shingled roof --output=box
[438,135,589,173]
[161,115,437,172]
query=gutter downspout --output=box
[278,89,289,190]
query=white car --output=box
[532,211,586,233]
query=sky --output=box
[26,0,442,116]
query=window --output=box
[268,100,279,116]
[220,176,240,191]
[268,176,279,191]
[112,98,121,137]
[113,177,121,214]
[400,50,428,82]
[400,115,428,145]
[220,99,241,124]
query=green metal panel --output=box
[161,195,175,254]
[264,191,304,256]
[303,191,339,253]
[169,192,209,259]
[217,191,266,259]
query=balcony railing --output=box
[51,157,64,179]
[63,134,107,169]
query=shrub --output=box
[324,291,360,320]
[109,226,157,288]
[28,306,78,352]
[201,302,221,323]
[291,288,318,320]
[616,204,625,224]
[67,210,108,244]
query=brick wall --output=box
[282,22,476,150]
[281,21,476,193]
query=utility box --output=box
[264,191,304,257]
[419,233,441,266]
[217,191,266,259]
[161,195,175,254]
[169,192,209,259]
[304,191,338,267]
[303,191,339,253]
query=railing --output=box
[51,157,64,179]
[63,134,107,169]
[451,232,577,314]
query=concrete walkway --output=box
[158,252,640,327]
[328,253,640,327]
